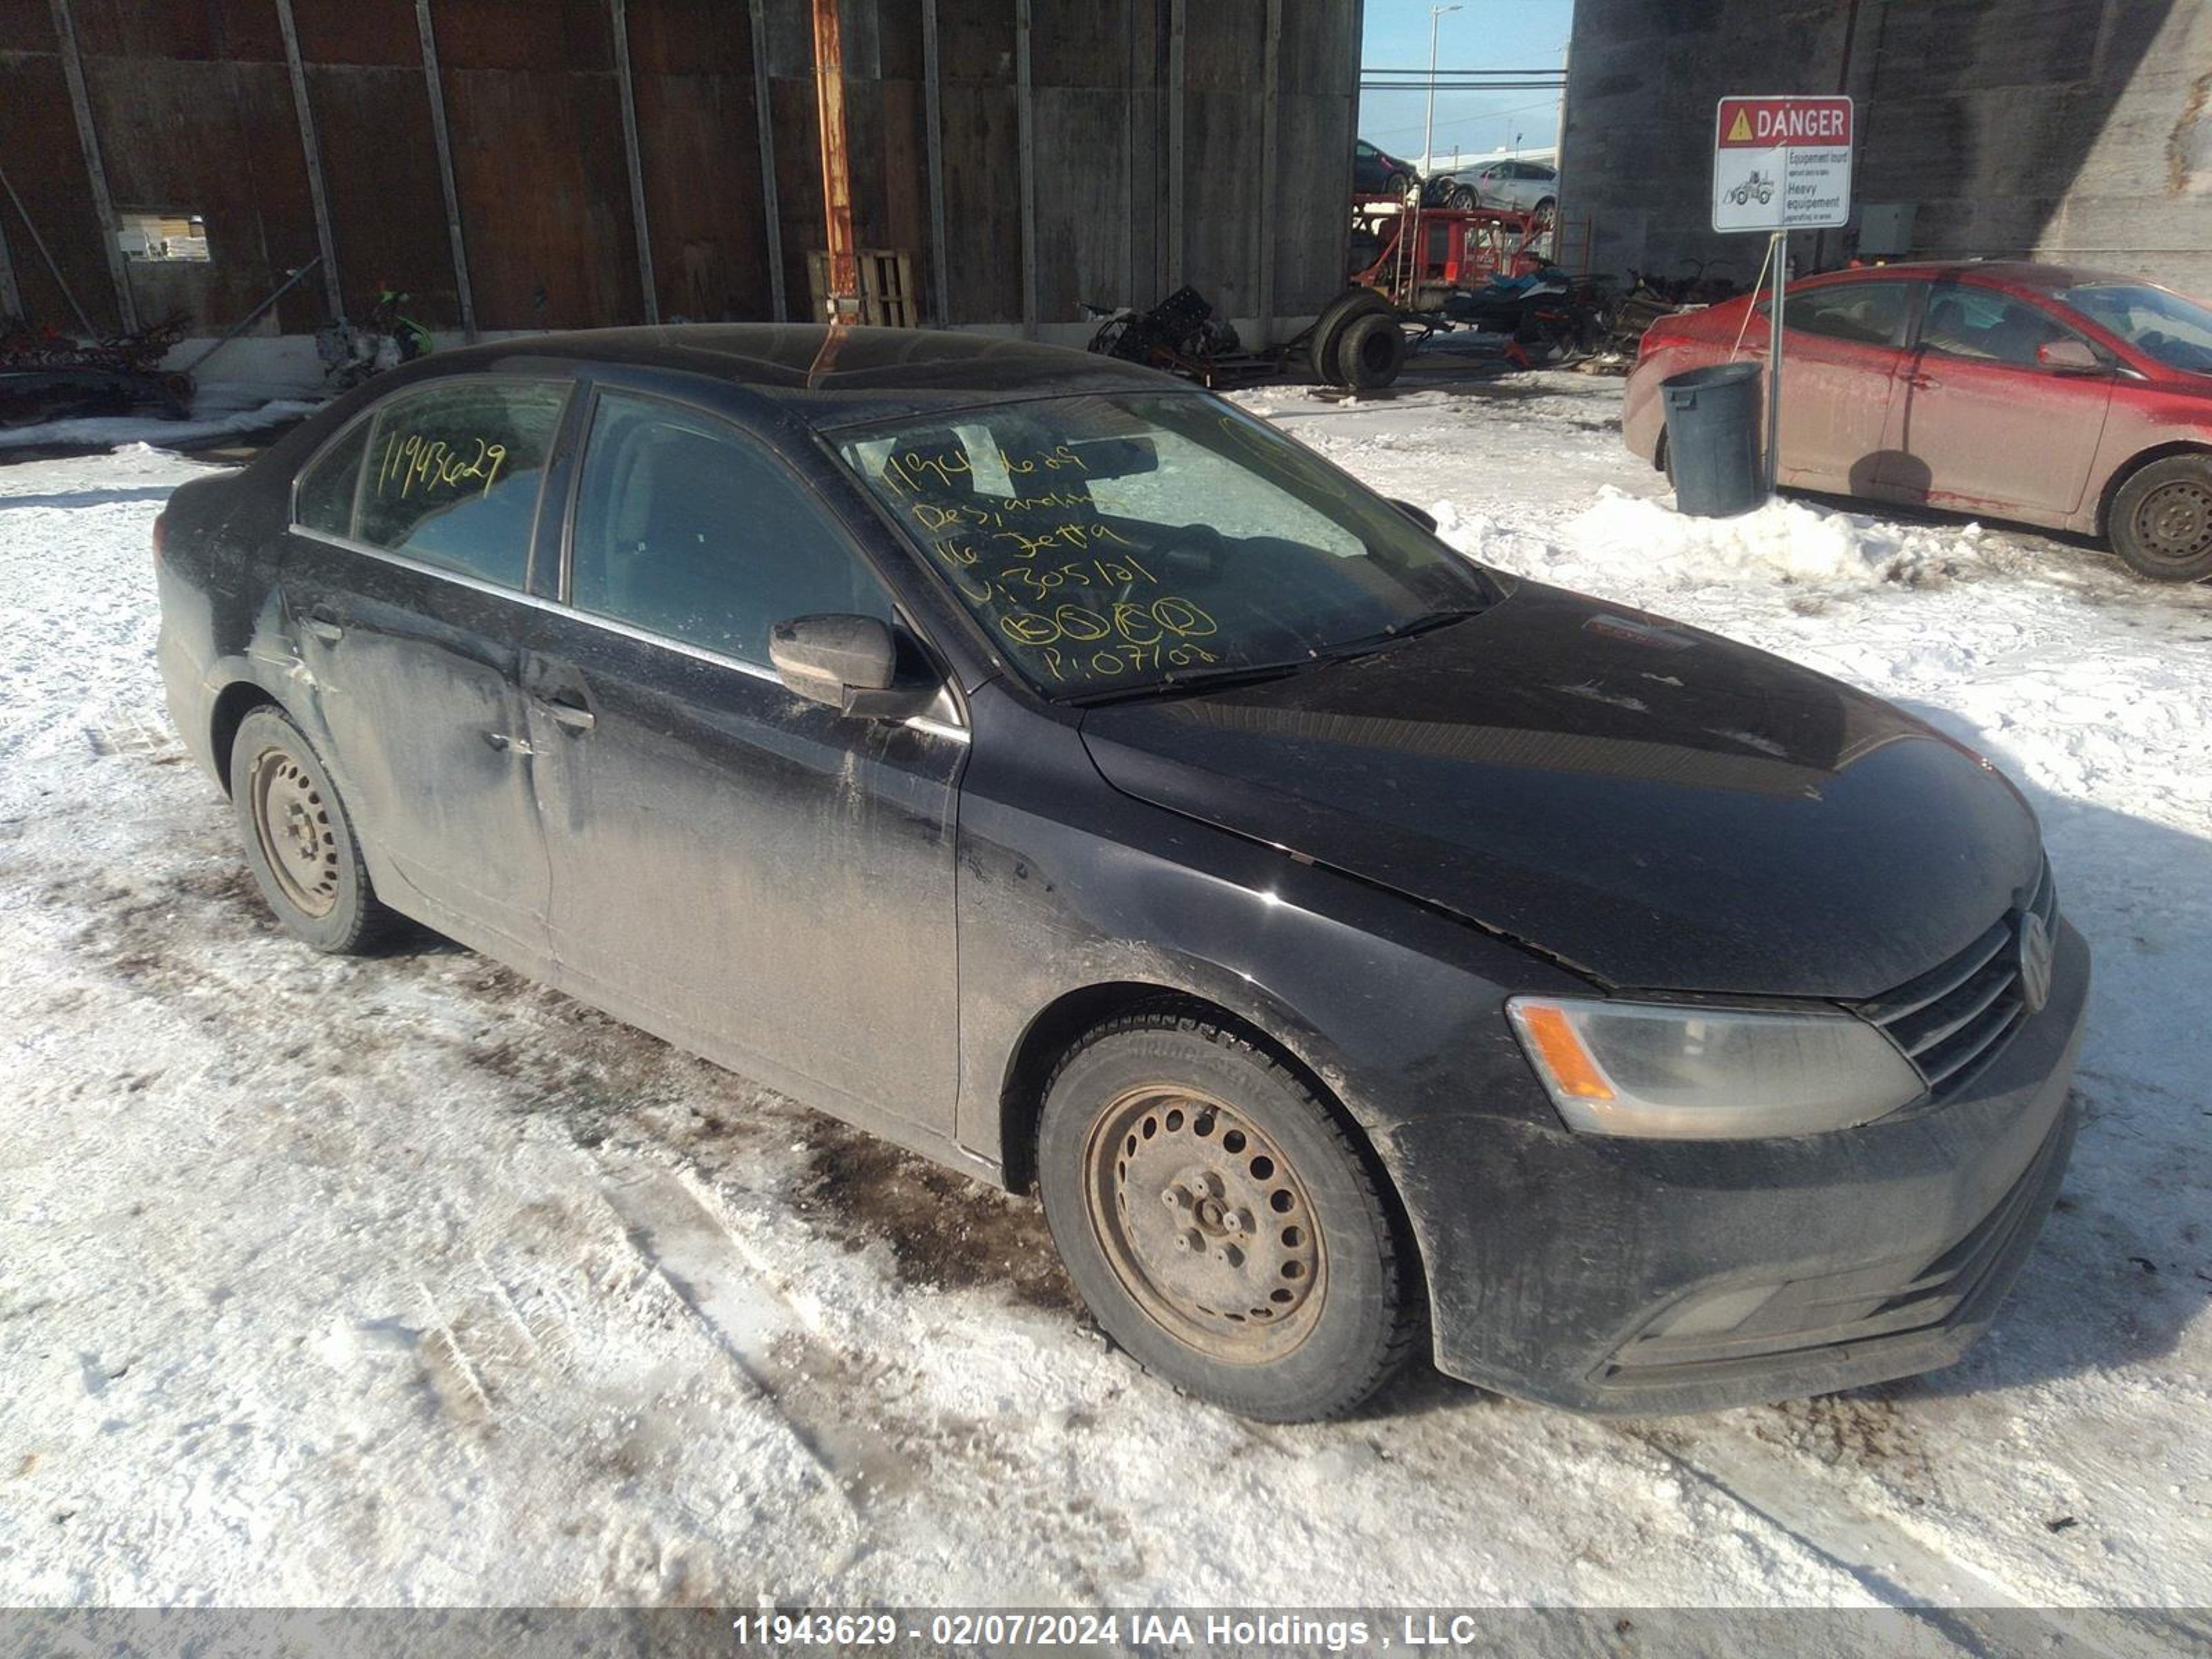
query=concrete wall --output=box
[1562,0,2212,297]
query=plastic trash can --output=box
[1660,362,1763,518]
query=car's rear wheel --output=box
[1037,1010,1421,1421]
[229,705,397,953]
[2110,455,2212,582]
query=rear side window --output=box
[568,391,894,666]
[353,380,569,588]
[1781,282,1909,347]
[294,418,369,537]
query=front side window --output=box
[2059,281,2212,375]
[568,391,893,666]
[350,379,568,588]
[835,393,1494,701]
[1781,281,1909,347]
[1919,285,2077,368]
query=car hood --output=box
[1078,581,2043,998]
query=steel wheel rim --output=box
[2132,478,2212,565]
[1082,1085,1326,1364]
[247,744,341,918]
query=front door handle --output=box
[303,608,344,644]
[534,695,596,733]
[1903,371,1939,391]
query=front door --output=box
[1881,281,2116,519]
[521,385,966,1131]
[281,376,572,961]
[1768,279,1913,494]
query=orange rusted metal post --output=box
[811,0,859,323]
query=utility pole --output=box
[1416,2,1461,303]
[1421,5,1462,177]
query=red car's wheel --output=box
[2110,454,2212,583]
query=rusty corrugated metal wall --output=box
[0,0,1358,341]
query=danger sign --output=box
[1712,95,1853,232]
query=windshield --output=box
[834,393,1492,700]
[2059,282,2212,374]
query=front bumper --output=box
[1389,917,2090,1415]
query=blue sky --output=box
[1358,0,1575,165]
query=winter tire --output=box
[229,705,398,954]
[1037,1011,1422,1421]
[2108,454,2212,583]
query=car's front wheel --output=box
[1037,1009,1422,1421]
[229,704,398,953]
[2109,454,2212,583]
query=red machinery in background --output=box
[1348,196,1559,310]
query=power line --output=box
[1361,80,1562,92]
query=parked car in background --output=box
[1462,157,1558,218]
[1353,138,1422,203]
[1626,260,2212,582]
[158,325,2086,1423]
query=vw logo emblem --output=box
[2017,911,2055,1015]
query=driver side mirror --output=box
[2036,337,2103,374]
[769,614,939,721]
[1389,498,1438,533]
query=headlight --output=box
[1506,996,1924,1140]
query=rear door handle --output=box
[303,607,344,644]
[1903,372,1939,391]
[534,695,596,733]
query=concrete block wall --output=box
[1562,0,2212,297]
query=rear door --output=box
[521,382,967,1131]
[1766,279,1913,493]
[282,375,571,962]
[1880,280,2116,519]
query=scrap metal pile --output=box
[0,314,191,429]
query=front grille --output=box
[1602,1107,2069,1381]
[1855,859,2057,1098]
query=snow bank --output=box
[0,390,317,453]
[1435,487,1992,594]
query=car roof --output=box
[1812,259,2139,291]
[411,323,1188,431]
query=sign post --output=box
[1712,95,1854,496]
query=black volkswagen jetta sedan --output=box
[156,325,2088,1422]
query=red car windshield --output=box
[2061,282,2212,375]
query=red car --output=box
[1624,261,2212,582]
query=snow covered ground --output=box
[0,384,320,458]
[3,376,2209,1631]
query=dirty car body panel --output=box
[159,324,2088,1414]
[1624,259,2212,540]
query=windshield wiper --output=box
[1063,608,1485,707]
[1313,606,1484,661]
[1061,658,1321,707]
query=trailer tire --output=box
[1336,312,1407,390]
[1307,290,1393,386]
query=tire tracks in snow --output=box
[1622,1423,2180,1658]
[588,1153,1107,1606]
